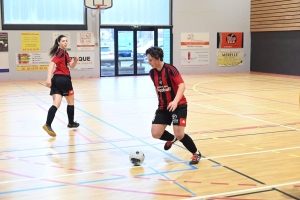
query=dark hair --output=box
[145,46,164,61]
[49,35,66,57]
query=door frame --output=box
[100,26,173,77]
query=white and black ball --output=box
[129,150,145,166]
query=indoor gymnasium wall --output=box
[172,0,251,74]
[250,0,300,75]
[0,7,100,81]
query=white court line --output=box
[189,101,300,133]
[1,145,300,185]
[184,180,300,200]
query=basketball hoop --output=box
[85,0,112,16]
[96,4,107,14]
[95,4,107,9]
[91,4,107,16]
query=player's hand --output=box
[167,101,178,112]
[46,78,51,88]
[74,56,79,62]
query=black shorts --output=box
[50,75,73,96]
[152,105,187,127]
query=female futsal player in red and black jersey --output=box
[146,47,201,164]
[43,35,79,137]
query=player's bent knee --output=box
[174,133,184,140]
[151,131,161,139]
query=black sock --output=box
[159,130,176,141]
[46,105,57,126]
[67,105,74,125]
[180,134,198,154]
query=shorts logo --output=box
[68,90,74,96]
[179,118,186,127]
[172,114,178,123]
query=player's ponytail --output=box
[49,35,65,57]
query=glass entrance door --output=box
[136,30,154,74]
[117,30,134,75]
[100,27,172,77]
[116,30,155,75]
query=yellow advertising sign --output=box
[217,50,243,66]
[16,53,49,71]
[21,32,40,52]
[17,65,48,71]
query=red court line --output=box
[0,169,194,198]
[44,179,194,198]
[184,181,202,184]
[211,182,229,185]
[188,121,300,135]
[194,85,298,106]
[0,154,259,188]
[37,104,93,143]
[68,168,82,172]
[111,174,127,177]
[209,198,264,200]
[6,156,14,159]
[189,110,277,116]
[134,176,151,180]
[251,72,300,80]
[0,169,35,179]
[294,185,300,187]
[158,179,175,182]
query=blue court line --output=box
[74,106,186,163]
[14,83,188,164]
[0,141,166,154]
[0,140,155,154]
[0,168,197,196]
[16,142,172,158]
[0,185,65,195]
[212,164,222,168]
[13,83,197,196]
[136,168,197,177]
[0,177,123,195]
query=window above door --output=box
[100,0,171,26]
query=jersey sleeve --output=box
[169,66,184,85]
[51,56,60,64]
[51,49,64,64]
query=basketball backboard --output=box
[85,0,112,9]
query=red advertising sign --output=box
[217,32,243,48]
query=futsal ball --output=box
[129,150,145,166]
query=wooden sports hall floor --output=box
[1,72,300,200]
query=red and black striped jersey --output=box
[52,48,71,76]
[149,63,187,110]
